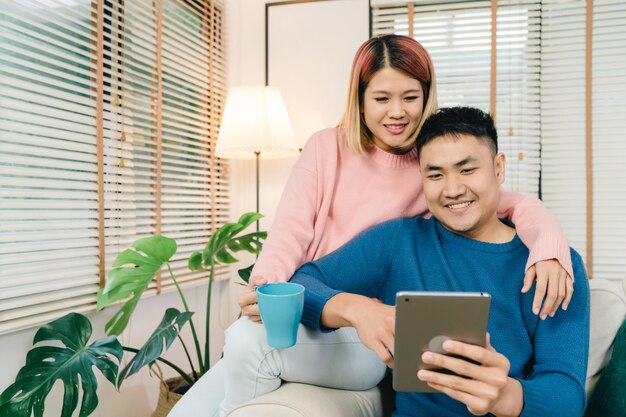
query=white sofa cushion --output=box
[226,382,384,417]
[586,278,626,394]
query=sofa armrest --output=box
[586,278,626,394]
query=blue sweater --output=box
[291,217,590,417]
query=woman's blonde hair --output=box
[338,35,438,154]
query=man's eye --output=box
[428,174,442,180]
[461,168,477,174]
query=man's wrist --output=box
[321,293,374,328]
[491,377,524,417]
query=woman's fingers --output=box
[238,287,258,309]
[529,260,573,319]
[521,265,535,293]
[238,275,266,318]
[562,275,574,311]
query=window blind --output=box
[0,0,102,334]
[372,0,542,196]
[541,0,626,280]
[374,0,626,280]
[0,0,228,335]
[157,0,229,290]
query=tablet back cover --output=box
[393,292,491,392]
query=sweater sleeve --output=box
[517,249,590,416]
[496,191,574,279]
[250,131,324,282]
[290,220,401,331]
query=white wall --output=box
[0,1,367,416]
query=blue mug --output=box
[256,283,305,348]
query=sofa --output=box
[225,278,626,417]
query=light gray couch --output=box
[226,278,626,417]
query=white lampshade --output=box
[216,86,298,159]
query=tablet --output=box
[393,291,491,392]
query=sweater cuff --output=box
[525,236,574,281]
[290,274,342,332]
[517,378,543,417]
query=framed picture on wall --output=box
[265,0,369,148]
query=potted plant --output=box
[0,212,266,417]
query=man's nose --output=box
[443,176,466,198]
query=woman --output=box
[169,35,573,417]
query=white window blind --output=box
[157,0,229,288]
[372,0,542,196]
[0,0,102,334]
[541,0,626,280]
[0,0,228,335]
[374,0,626,280]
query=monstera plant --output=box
[0,212,266,417]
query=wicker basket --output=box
[151,367,192,417]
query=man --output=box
[290,107,590,416]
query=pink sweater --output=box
[252,128,573,283]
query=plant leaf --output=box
[117,308,193,387]
[202,223,242,263]
[215,248,239,264]
[200,212,265,269]
[204,235,266,271]
[227,232,267,254]
[97,236,177,335]
[0,313,122,417]
[102,294,141,336]
[235,212,264,230]
[188,251,203,271]
[237,264,254,284]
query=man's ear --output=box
[494,153,506,186]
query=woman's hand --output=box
[521,259,573,320]
[238,275,266,322]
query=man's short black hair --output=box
[416,107,498,157]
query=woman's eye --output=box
[374,97,388,103]
[404,96,419,101]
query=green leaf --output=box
[215,248,239,264]
[227,232,266,254]
[235,212,264,230]
[237,264,254,284]
[188,252,203,271]
[0,313,122,417]
[97,236,176,335]
[102,294,141,336]
[117,308,193,387]
[198,212,266,271]
[202,224,242,263]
